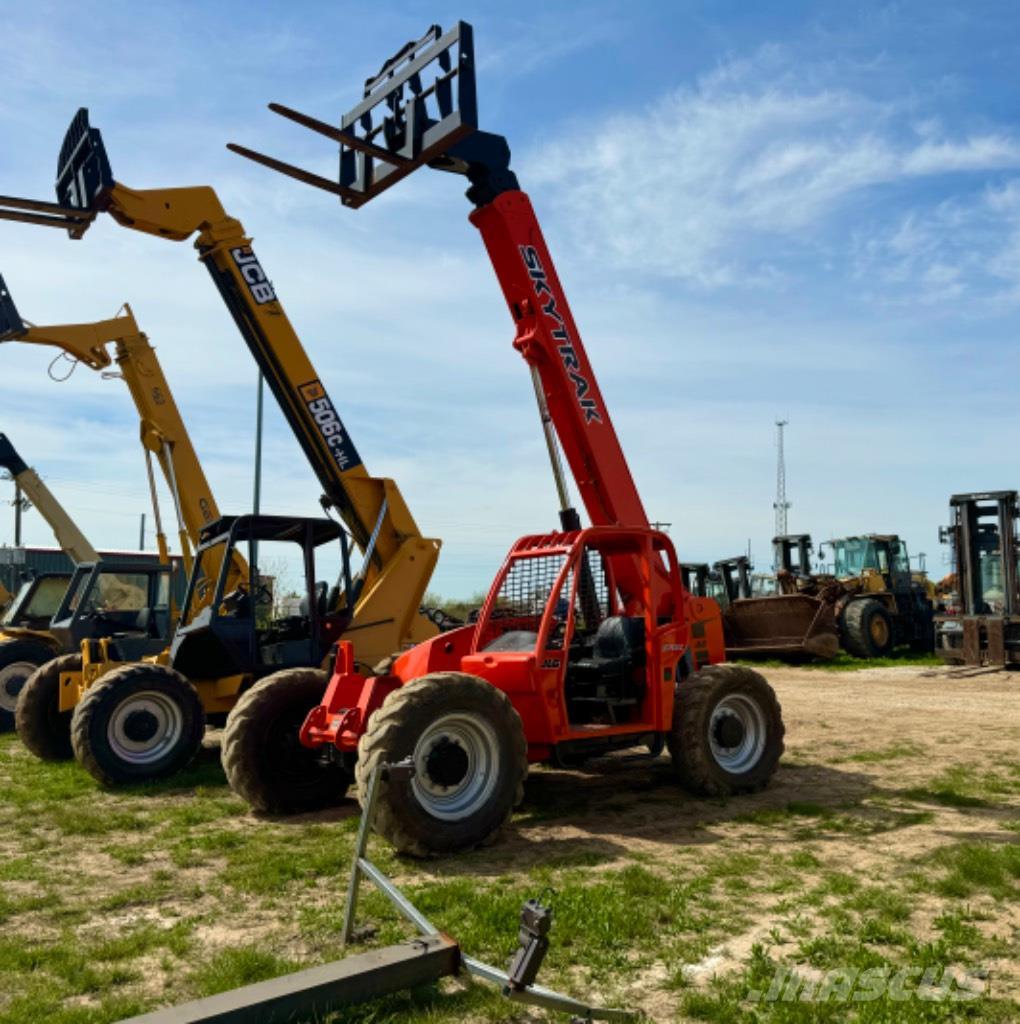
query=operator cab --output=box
[713,556,753,606]
[171,514,351,681]
[827,535,910,581]
[48,560,174,661]
[0,572,73,631]
[474,528,684,729]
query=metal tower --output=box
[773,419,791,539]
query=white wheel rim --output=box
[106,690,184,766]
[708,693,767,774]
[410,712,501,821]
[0,661,36,714]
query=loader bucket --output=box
[722,594,839,660]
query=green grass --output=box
[927,841,1020,899]
[187,946,300,997]
[0,686,1017,1024]
[840,742,924,763]
[905,764,1020,809]
[736,648,942,672]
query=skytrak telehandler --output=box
[0,111,441,799]
[0,274,247,772]
[0,428,97,729]
[226,21,785,853]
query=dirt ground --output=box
[470,662,1020,1017]
[0,661,1017,1023]
[495,663,1019,868]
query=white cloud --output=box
[851,178,1020,305]
[523,50,1020,294]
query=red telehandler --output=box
[227,22,784,855]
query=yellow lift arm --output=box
[0,433,99,565]
[0,279,246,592]
[0,110,439,664]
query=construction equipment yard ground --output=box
[0,660,1016,1023]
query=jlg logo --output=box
[519,245,602,424]
[298,381,362,472]
[230,247,277,305]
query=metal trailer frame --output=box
[115,761,635,1024]
[343,761,636,1021]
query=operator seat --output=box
[567,616,646,723]
[572,616,646,679]
[298,582,329,618]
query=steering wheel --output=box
[90,609,116,632]
[547,619,567,649]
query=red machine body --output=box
[298,194,726,757]
[227,23,782,853]
[265,28,727,761]
[303,526,723,760]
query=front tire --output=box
[0,639,59,732]
[223,668,351,814]
[355,672,527,857]
[71,664,205,785]
[842,599,894,658]
[15,653,79,760]
[668,663,784,796]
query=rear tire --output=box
[15,653,79,761]
[356,672,527,857]
[668,663,784,796]
[0,639,60,732]
[223,668,351,813]
[71,663,205,785]
[842,599,894,658]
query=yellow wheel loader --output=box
[0,110,441,798]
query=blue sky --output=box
[1,1,1019,595]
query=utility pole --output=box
[14,482,23,546]
[773,419,790,539]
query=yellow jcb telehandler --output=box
[0,273,248,773]
[0,110,441,802]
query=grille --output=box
[478,553,567,648]
[568,549,617,637]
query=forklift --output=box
[935,491,1020,666]
[227,21,785,852]
[0,111,441,794]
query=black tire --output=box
[668,663,784,796]
[15,653,79,761]
[355,672,528,857]
[71,663,205,785]
[223,668,350,814]
[842,599,894,659]
[0,638,59,732]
